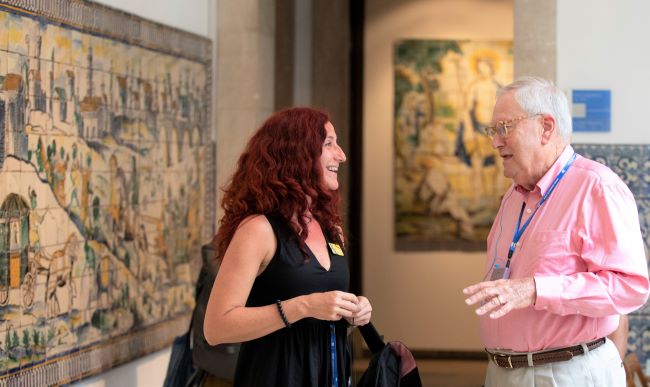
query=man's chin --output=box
[502,170,514,180]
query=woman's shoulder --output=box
[236,214,273,235]
[235,214,290,241]
[228,214,277,263]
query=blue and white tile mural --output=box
[573,143,650,369]
[0,1,214,384]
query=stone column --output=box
[214,0,276,221]
[514,0,556,80]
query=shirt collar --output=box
[514,145,574,195]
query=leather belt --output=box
[487,337,606,369]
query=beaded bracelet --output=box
[276,300,291,328]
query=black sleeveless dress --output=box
[233,215,351,387]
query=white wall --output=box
[363,0,513,351]
[92,0,211,37]
[557,0,650,144]
[76,348,173,387]
[73,1,212,386]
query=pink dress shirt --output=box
[481,145,650,352]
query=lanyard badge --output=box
[499,153,576,279]
[490,264,506,281]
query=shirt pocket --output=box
[523,231,581,275]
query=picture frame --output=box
[394,39,512,251]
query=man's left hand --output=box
[463,277,536,319]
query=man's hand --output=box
[463,277,537,319]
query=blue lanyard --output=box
[330,323,339,387]
[505,153,576,269]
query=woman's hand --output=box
[304,291,359,321]
[345,296,372,326]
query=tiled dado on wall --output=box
[573,143,650,369]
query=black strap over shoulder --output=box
[359,322,386,354]
[190,244,240,381]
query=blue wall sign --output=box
[572,89,611,132]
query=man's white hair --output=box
[497,76,572,141]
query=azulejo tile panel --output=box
[393,39,514,251]
[574,144,648,197]
[0,0,213,384]
[574,143,650,369]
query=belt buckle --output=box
[493,353,514,368]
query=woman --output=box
[204,107,372,386]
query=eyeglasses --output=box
[483,114,543,138]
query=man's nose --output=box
[491,134,504,149]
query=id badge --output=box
[328,242,344,256]
[490,266,506,281]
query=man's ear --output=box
[540,114,557,145]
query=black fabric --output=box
[357,323,423,387]
[191,244,240,381]
[233,215,351,387]
[163,331,195,387]
[356,344,400,387]
[400,368,423,387]
[358,322,386,354]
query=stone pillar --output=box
[214,0,276,221]
[514,0,556,80]
[309,1,355,282]
[311,0,350,161]
[274,0,294,110]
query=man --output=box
[463,76,649,386]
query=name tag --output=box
[328,243,344,256]
[490,265,506,281]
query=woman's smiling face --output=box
[320,121,346,190]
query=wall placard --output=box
[572,89,611,132]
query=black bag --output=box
[162,330,195,387]
[357,323,422,387]
[191,244,240,381]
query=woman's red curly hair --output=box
[214,107,344,259]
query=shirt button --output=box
[526,208,532,213]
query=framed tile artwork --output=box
[394,39,512,251]
[0,0,214,384]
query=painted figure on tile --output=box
[27,188,43,253]
[46,233,79,317]
[457,53,504,207]
[394,40,512,249]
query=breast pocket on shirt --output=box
[525,231,580,275]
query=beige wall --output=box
[363,0,513,351]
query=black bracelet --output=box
[276,300,291,328]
